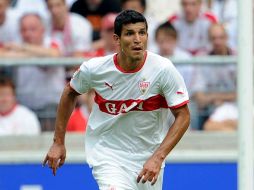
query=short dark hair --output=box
[121,0,146,10]
[114,10,148,36]
[155,21,178,40]
[0,76,15,92]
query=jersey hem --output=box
[69,82,82,95]
[169,100,189,109]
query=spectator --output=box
[121,0,159,52]
[45,0,93,57]
[203,102,237,131]
[169,0,217,55]
[192,23,236,129]
[207,0,237,49]
[0,13,65,131]
[0,0,20,77]
[155,21,195,92]
[84,13,119,57]
[70,0,121,41]
[194,23,236,108]
[208,23,235,55]
[155,21,191,59]
[0,76,41,135]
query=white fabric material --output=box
[210,102,238,122]
[170,47,201,97]
[70,51,189,171]
[0,9,20,44]
[92,164,164,190]
[16,37,65,109]
[0,105,40,135]
[173,47,192,59]
[47,13,92,56]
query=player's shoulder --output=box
[79,54,115,71]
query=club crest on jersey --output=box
[138,79,150,94]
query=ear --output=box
[113,34,120,45]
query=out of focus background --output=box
[0,0,251,189]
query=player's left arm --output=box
[137,61,190,185]
[137,104,190,185]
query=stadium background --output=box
[0,0,251,189]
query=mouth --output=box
[132,47,143,52]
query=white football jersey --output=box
[70,51,189,171]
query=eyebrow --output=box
[125,28,146,32]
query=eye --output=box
[126,31,132,36]
[139,31,146,35]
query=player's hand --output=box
[137,155,163,185]
[43,142,66,176]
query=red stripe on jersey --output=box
[94,92,189,115]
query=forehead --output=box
[0,85,13,92]
[21,16,41,27]
[122,22,146,31]
[210,26,225,35]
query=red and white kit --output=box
[71,51,189,170]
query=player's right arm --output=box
[43,61,91,176]
[43,84,80,176]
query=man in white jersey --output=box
[43,10,190,190]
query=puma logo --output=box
[105,82,113,90]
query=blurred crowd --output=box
[0,0,238,135]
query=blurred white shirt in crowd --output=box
[46,13,93,56]
[209,102,237,122]
[0,9,20,44]
[0,104,41,135]
[16,37,65,110]
[169,12,217,55]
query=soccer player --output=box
[43,10,190,190]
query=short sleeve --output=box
[70,62,91,94]
[160,63,189,109]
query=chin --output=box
[132,54,143,61]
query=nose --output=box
[133,33,141,43]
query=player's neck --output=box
[117,52,146,72]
